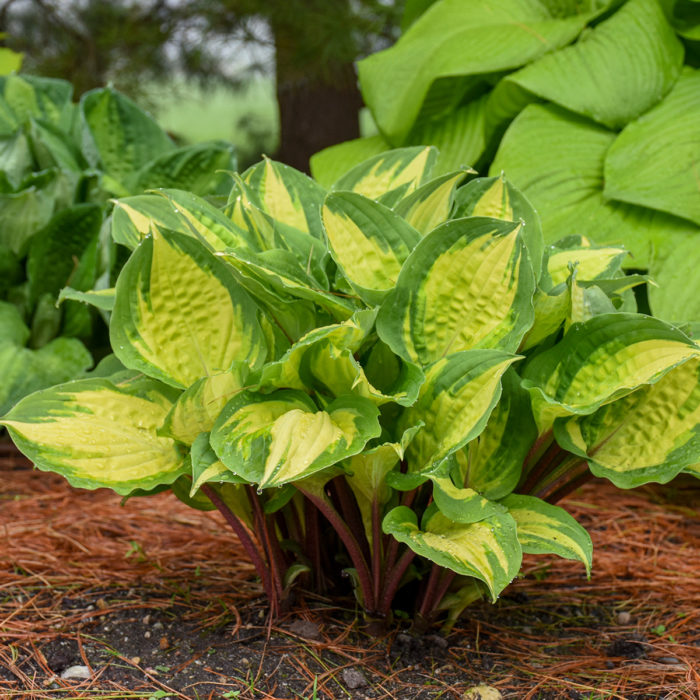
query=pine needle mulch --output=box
[1,442,698,700]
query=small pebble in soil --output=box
[153,621,164,630]
[159,636,170,650]
[341,667,367,689]
[617,611,632,625]
[131,656,140,665]
[142,614,151,625]
[144,631,151,639]
[288,619,321,641]
[240,657,250,667]
[657,656,681,664]
[60,665,90,680]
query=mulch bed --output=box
[1,440,698,699]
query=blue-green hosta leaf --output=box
[501,494,592,575]
[310,135,392,189]
[605,68,700,227]
[242,157,327,239]
[490,103,700,269]
[0,182,56,256]
[160,366,249,445]
[0,337,92,416]
[211,390,381,488]
[358,0,601,144]
[0,128,33,188]
[648,236,700,324]
[394,170,470,235]
[28,117,85,172]
[454,368,537,500]
[376,217,535,366]
[0,74,73,130]
[26,204,103,305]
[554,357,700,488]
[453,174,544,281]
[523,313,700,432]
[79,87,174,193]
[1,375,185,494]
[382,505,522,601]
[487,0,682,134]
[322,191,420,305]
[111,228,267,388]
[190,432,246,497]
[401,350,520,472]
[330,147,437,205]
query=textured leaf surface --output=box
[401,350,519,472]
[554,357,700,487]
[377,217,535,366]
[358,0,599,142]
[523,313,700,430]
[322,191,420,304]
[382,506,522,601]
[502,494,592,574]
[110,195,184,249]
[1,375,185,494]
[111,229,266,388]
[431,476,505,524]
[604,68,700,226]
[211,391,381,488]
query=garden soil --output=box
[1,441,698,699]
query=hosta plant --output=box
[312,0,700,328]
[3,148,699,626]
[0,73,236,414]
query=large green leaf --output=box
[0,300,29,347]
[322,191,420,305]
[501,494,592,574]
[487,0,683,133]
[490,103,700,269]
[401,349,519,472]
[522,313,700,431]
[26,204,103,305]
[376,217,535,366]
[604,68,700,227]
[0,74,73,131]
[453,175,544,281]
[310,135,391,190]
[358,0,602,143]
[1,375,186,494]
[382,505,522,601]
[79,87,174,192]
[111,228,267,388]
[0,182,56,256]
[210,390,381,488]
[554,357,700,487]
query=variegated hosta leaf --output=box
[0,375,186,495]
[431,476,506,524]
[382,505,522,602]
[453,174,544,281]
[684,463,700,478]
[110,194,187,249]
[522,313,700,432]
[519,286,570,352]
[111,228,267,388]
[401,350,520,472]
[58,287,116,312]
[189,432,246,497]
[501,494,592,575]
[376,217,535,366]
[545,236,627,289]
[331,146,438,206]
[322,191,420,305]
[553,357,700,488]
[454,368,537,500]
[160,366,249,445]
[220,247,356,321]
[259,309,377,391]
[210,390,381,488]
[242,157,326,239]
[393,170,470,235]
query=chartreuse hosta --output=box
[3,147,699,625]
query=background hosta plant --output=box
[311,0,700,330]
[0,73,236,414]
[3,148,699,626]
